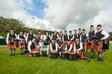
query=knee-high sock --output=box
[13,48,16,55]
[98,52,103,58]
[91,50,95,57]
[10,48,13,55]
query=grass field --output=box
[0,44,112,74]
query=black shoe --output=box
[82,58,88,60]
[100,58,104,61]
[98,57,104,61]
[90,56,94,59]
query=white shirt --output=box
[74,42,83,51]
[68,34,74,40]
[80,33,88,42]
[65,44,72,51]
[50,43,58,51]
[17,34,25,40]
[28,41,32,52]
[96,29,109,40]
[38,42,44,48]
[26,33,35,42]
[6,33,17,44]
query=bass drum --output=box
[103,38,109,50]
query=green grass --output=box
[0,44,112,74]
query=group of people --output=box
[6,24,110,61]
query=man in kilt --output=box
[95,24,109,61]
[18,31,26,55]
[6,29,17,56]
[81,29,88,53]
[73,37,85,59]
[62,30,68,44]
[57,36,64,56]
[88,25,96,58]
[28,37,40,57]
[77,28,82,41]
[49,39,58,58]
[26,29,35,53]
[74,29,77,41]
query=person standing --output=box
[6,29,17,56]
[95,24,109,61]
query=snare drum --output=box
[31,51,40,57]
[61,52,69,59]
[68,53,77,61]
[50,51,58,59]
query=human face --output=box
[97,26,101,31]
[90,26,94,31]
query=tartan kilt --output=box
[31,47,40,51]
[96,41,103,52]
[18,40,26,49]
[88,41,95,50]
[19,44,26,49]
[82,41,88,50]
[7,42,16,48]
[79,51,84,59]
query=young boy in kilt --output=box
[63,30,68,43]
[64,39,73,52]
[6,29,17,56]
[39,39,48,56]
[26,29,35,53]
[81,29,88,53]
[52,31,59,40]
[68,31,74,41]
[77,28,82,41]
[95,24,109,61]
[49,39,58,58]
[74,29,77,41]
[88,25,96,58]
[57,36,64,56]
[45,32,51,45]
[60,39,73,59]
[18,31,26,55]
[26,29,35,43]
[28,37,40,57]
[73,37,85,59]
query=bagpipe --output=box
[8,38,19,48]
[94,38,109,52]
